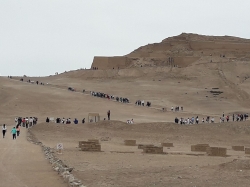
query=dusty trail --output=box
[0,126,66,187]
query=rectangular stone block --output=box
[143,146,163,154]
[206,147,227,157]
[124,140,136,146]
[79,140,101,151]
[191,144,210,152]
[232,146,245,151]
[245,148,250,154]
[161,143,174,147]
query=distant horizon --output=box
[1,0,250,76]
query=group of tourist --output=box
[2,124,21,140]
[126,119,134,124]
[171,106,184,112]
[2,117,35,140]
[175,116,215,125]
[91,91,130,104]
[15,117,38,128]
[20,78,46,85]
[219,113,248,123]
[135,100,151,107]
[46,117,86,124]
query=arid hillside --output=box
[91,33,250,70]
[2,33,250,187]
[8,34,250,119]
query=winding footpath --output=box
[0,126,67,187]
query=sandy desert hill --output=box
[2,33,250,186]
[18,33,250,118]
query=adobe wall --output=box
[190,41,250,51]
[91,56,133,70]
[173,57,200,67]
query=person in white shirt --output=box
[2,124,7,138]
[29,117,33,127]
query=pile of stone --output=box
[142,146,164,154]
[27,130,85,187]
[43,146,85,187]
[79,139,101,152]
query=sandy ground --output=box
[0,125,67,187]
[30,121,250,187]
[1,52,250,186]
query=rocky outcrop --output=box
[27,130,85,187]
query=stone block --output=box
[161,143,174,147]
[191,144,209,152]
[124,140,136,146]
[245,148,250,154]
[232,146,244,151]
[143,146,164,154]
[206,147,227,157]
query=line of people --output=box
[15,117,38,128]
[91,91,130,103]
[46,117,85,124]
[175,116,215,125]
[135,100,151,107]
[171,106,184,112]
[220,113,248,122]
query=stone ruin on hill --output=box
[91,33,250,70]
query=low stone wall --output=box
[27,130,85,187]
[124,140,136,146]
[191,144,210,152]
[206,147,227,157]
[232,146,245,151]
[161,143,174,147]
[142,146,164,154]
[79,140,101,152]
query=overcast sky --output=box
[0,0,249,76]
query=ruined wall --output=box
[190,41,250,51]
[91,56,133,70]
[173,57,200,67]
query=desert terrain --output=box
[2,33,250,186]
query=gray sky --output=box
[0,0,249,76]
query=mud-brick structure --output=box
[142,146,164,154]
[206,147,227,157]
[191,144,210,152]
[88,113,100,123]
[124,140,136,146]
[79,140,101,152]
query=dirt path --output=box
[0,126,67,187]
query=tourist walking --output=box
[107,110,111,120]
[2,124,7,138]
[16,125,20,137]
[11,127,17,140]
